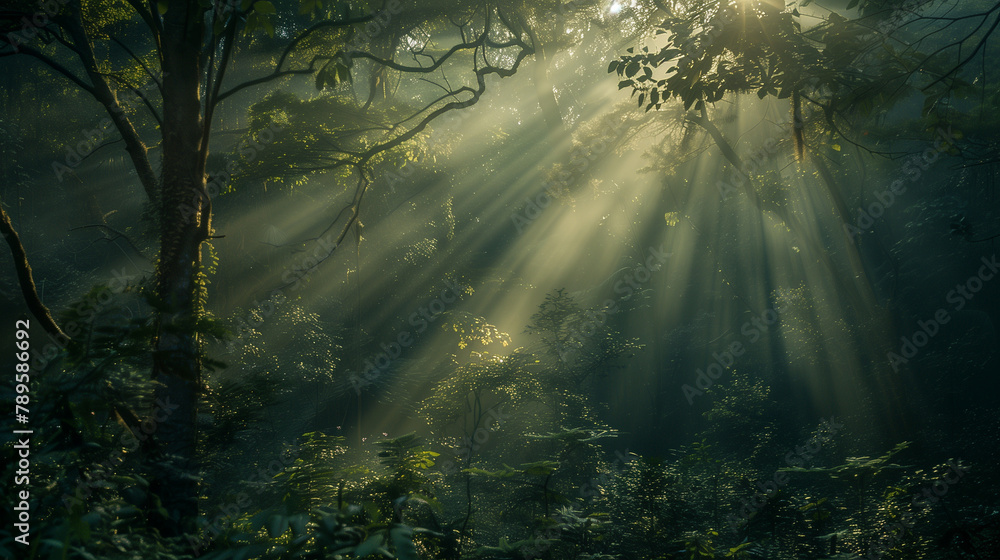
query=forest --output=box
[1,0,999,558]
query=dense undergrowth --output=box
[2,283,998,560]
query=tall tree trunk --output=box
[524,26,562,132]
[148,0,208,537]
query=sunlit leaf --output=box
[253,0,276,14]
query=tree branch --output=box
[0,39,97,95]
[923,10,1000,90]
[62,7,159,201]
[102,73,163,126]
[121,0,162,48]
[69,224,152,263]
[0,197,68,343]
[111,35,162,91]
[275,10,533,285]
[215,14,375,104]
[202,9,238,158]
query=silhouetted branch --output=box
[0,198,69,342]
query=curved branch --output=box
[111,35,162,91]
[278,14,376,68]
[269,170,369,294]
[923,10,1000,90]
[348,36,521,73]
[799,93,902,158]
[116,0,161,46]
[215,14,375,104]
[215,66,317,104]
[0,39,97,95]
[968,231,1000,242]
[329,25,531,170]
[0,198,68,342]
[687,105,746,172]
[62,7,159,201]
[0,14,158,202]
[273,13,533,288]
[102,73,163,126]
[217,12,520,105]
[69,224,152,262]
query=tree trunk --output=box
[524,26,562,132]
[148,0,208,537]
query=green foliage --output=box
[611,0,832,112]
[4,1,1000,559]
[545,506,613,559]
[725,540,753,558]
[418,351,546,426]
[316,54,354,91]
[593,454,696,554]
[525,288,642,381]
[527,426,619,447]
[525,288,585,360]
[780,441,912,478]
[375,432,441,499]
[6,284,998,560]
[680,529,719,559]
[0,322,188,559]
[273,431,349,512]
[610,0,987,155]
[701,370,777,463]
[799,497,831,524]
[463,460,559,479]
[200,504,424,560]
[443,311,510,350]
